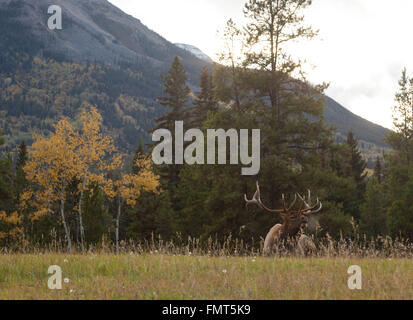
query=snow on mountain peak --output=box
[175,43,213,63]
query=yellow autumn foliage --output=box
[105,155,160,206]
[21,106,160,232]
[0,211,23,240]
[23,117,78,220]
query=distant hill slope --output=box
[325,96,390,147]
[0,0,391,160]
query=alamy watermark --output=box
[47,265,69,290]
[152,121,261,176]
[347,265,362,290]
[47,5,62,30]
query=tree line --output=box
[1,0,413,251]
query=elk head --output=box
[244,182,322,239]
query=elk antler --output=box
[245,182,295,214]
[244,181,264,211]
[297,190,322,215]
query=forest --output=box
[0,0,413,253]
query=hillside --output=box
[0,0,209,152]
[0,0,208,83]
[0,0,391,160]
[325,96,390,148]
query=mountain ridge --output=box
[325,96,390,147]
[175,43,214,63]
[0,0,391,160]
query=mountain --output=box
[325,96,390,147]
[0,0,209,84]
[175,43,213,63]
[0,0,391,162]
[0,0,209,151]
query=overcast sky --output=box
[109,0,413,130]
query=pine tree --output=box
[132,137,145,175]
[374,156,383,184]
[190,66,217,128]
[346,131,367,220]
[150,57,190,203]
[14,141,28,197]
[383,69,413,239]
[347,131,367,184]
[152,56,190,132]
[360,177,387,237]
[243,0,320,123]
[0,131,12,213]
[386,68,413,166]
[82,183,110,244]
[387,170,413,239]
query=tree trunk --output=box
[60,180,71,252]
[78,176,87,254]
[116,197,122,255]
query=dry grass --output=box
[0,253,412,300]
[1,234,412,300]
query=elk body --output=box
[244,182,322,255]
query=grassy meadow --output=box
[0,253,412,300]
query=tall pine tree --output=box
[152,56,191,132]
[384,69,413,239]
[150,57,191,213]
[346,131,367,220]
[374,156,383,184]
[190,66,217,128]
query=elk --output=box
[244,182,322,255]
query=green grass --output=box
[0,254,411,300]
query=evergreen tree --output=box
[347,131,367,185]
[383,69,413,239]
[345,131,367,219]
[386,169,413,239]
[171,0,356,242]
[14,141,28,197]
[83,184,111,244]
[243,0,320,124]
[132,137,145,175]
[126,190,174,241]
[190,66,217,128]
[241,0,335,219]
[386,68,413,166]
[360,177,387,237]
[0,131,10,212]
[150,57,191,207]
[125,153,173,242]
[152,56,191,132]
[374,156,383,184]
[0,155,13,213]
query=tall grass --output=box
[2,232,413,258]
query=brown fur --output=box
[245,182,322,256]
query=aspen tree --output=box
[22,119,78,252]
[73,106,115,253]
[105,155,159,254]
